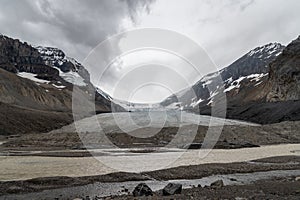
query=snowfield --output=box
[17,72,50,84]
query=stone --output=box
[182,143,202,149]
[162,183,182,196]
[132,183,153,197]
[210,180,224,188]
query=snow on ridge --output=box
[247,73,268,82]
[190,98,204,108]
[37,46,87,87]
[96,88,112,101]
[52,84,66,89]
[224,73,268,93]
[166,102,182,109]
[37,46,82,69]
[200,71,219,83]
[17,72,50,84]
[247,43,283,57]
[54,66,87,87]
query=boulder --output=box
[162,183,182,196]
[182,143,202,149]
[132,183,153,197]
[210,180,224,188]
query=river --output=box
[0,144,299,181]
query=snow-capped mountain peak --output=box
[247,42,284,58]
[36,46,88,86]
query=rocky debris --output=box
[210,180,224,188]
[182,143,202,149]
[132,183,153,197]
[181,141,259,150]
[120,185,129,193]
[215,141,260,149]
[72,197,92,200]
[162,183,182,196]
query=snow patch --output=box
[190,98,204,108]
[17,72,50,84]
[247,73,268,82]
[52,84,66,89]
[224,73,268,93]
[247,43,283,58]
[224,76,246,93]
[96,88,112,100]
[53,67,87,87]
[166,102,182,109]
[60,71,86,86]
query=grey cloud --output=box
[123,0,155,23]
[0,0,155,62]
[1,0,299,103]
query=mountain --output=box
[161,42,285,110]
[161,37,300,124]
[225,36,300,123]
[0,34,124,135]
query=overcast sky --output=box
[1,0,300,103]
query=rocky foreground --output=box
[0,156,299,199]
[109,177,300,200]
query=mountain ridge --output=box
[0,34,124,135]
[161,36,300,124]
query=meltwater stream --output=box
[2,169,300,200]
[0,144,300,181]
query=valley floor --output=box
[0,156,299,199]
[0,114,300,199]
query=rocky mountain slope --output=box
[161,36,300,124]
[0,34,124,135]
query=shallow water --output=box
[2,169,300,200]
[0,144,299,181]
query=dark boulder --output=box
[132,183,153,197]
[162,183,182,196]
[182,143,202,149]
[210,180,224,188]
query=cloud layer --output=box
[0,0,154,61]
[0,0,299,103]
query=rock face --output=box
[132,183,153,197]
[0,34,124,135]
[162,183,182,196]
[267,36,300,102]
